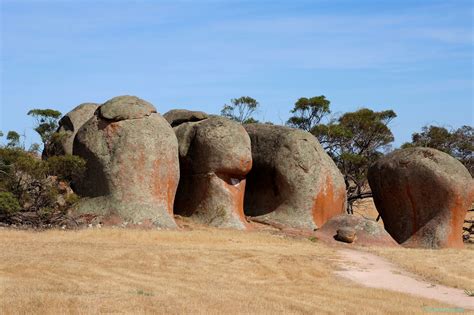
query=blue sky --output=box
[1,0,473,147]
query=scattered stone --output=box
[336,227,357,243]
[368,147,474,248]
[315,214,398,247]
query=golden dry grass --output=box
[352,198,380,222]
[368,244,474,290]
[0,227,454,314]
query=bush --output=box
[0,192,21,215]
[47,155,86,182]
[0,146,86,225]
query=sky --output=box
[1,0,473,148]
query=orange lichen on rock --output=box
[224,178,249,229]
[312,174,347,228]
[446,191,473,248]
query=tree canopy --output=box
[221,96,259,124]
[286,95,397,213]
[6,131,20,148]
[314,108,396,210]
[286,96,331,132]
[27,109,62,145]
[402,125,473,175]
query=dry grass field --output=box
[0,225,461,314]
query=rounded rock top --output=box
[99,95,157,121]
[163,109,209,127]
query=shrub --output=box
[0,192,21,215]
[47,155,86,182]
[0,147,86,224]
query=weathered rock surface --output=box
[163,109,208,127]
[335,227,357,243]
[72,96,179,228]
[315,214,398,246]
[99,95,156,121]
[368,147,474,248]
[165,110,252,229]
[244,124,346,230]
[43,103,99,157]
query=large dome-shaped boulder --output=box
[368,147,474,248]
[72,96,179,228]
[43,103,99,157]
[164,110,252,229]
[315,214,399,247]
[244,124,346,230]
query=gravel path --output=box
[336,249,474,311]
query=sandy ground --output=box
[336,249,474,311]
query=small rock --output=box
[336,227,357,243]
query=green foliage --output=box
[27,108,62,145]
[0,109,85,227]
[6,131,21,148]
[287,100,397,212]
[402,125,473,175]
[134,289,154,297]
[221,96,259,124]
[0,146,85,224]
[28,143,41,154]
[43,131,69,157]
[314,108,396,195]
[47,155,86,182]
[286,96,331,131]
[0,130,3,138]
[0,192,21,215]
[65,193,80,206]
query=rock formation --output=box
[164,110,252,229]
[43,103,99,157]
[163,109,208,127]
[244,124,346,230]
[72,96,179,228]
[368,147,474,248]
[315,214,398,247]
[335,227,357,243]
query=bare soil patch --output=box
[336,249,474,311]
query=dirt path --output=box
[335,249,474,311]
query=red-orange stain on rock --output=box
[152,158,177,215]
[311,174,345,227]
[166,165,178,215]
[224,178,250,229]
[446,187,474,248]
[104,122,121,153]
